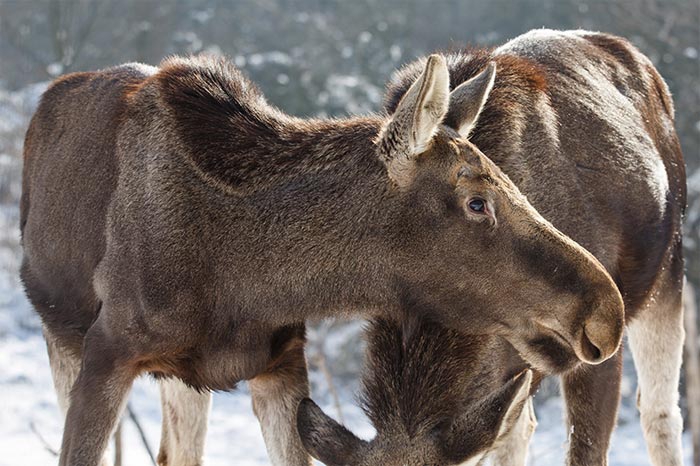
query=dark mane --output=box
[384,48,548,168]
[384,47,547,114]
[145,55,383,192]
[360,317,493,438]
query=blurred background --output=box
[0,0,698,465]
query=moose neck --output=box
[175,116,406,320]
[148,56,409,320]
[232,119,401,314]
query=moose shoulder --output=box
[21,53,622,465]
[384,30,687,465]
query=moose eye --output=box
[467,197,486,213]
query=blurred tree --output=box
[0,0,105,79]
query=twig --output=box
[309,322,345,423]
[314,350,345,424]
[28,420,59,457]
[126,403,157,466]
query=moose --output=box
[380,29,687,465]
[297,316,536,466]
[20,47,624,465]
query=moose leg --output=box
[248,325,311,466]
[45,329,81,416]
[561,349,622,466]
[489,396,537,466]
[627,284,684,466]
[45,328,113,466]
[58,322,135,466]
[157,378,212,466]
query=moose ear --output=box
[444,62,496,139]
[296,398,368,466]
[377,54,450,187]
[441,369,533,462]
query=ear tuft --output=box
[445,62,496,138]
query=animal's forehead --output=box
[457,141,488,168]
[434,126,489,170]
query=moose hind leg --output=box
[561,349,622,466]
[248,325,311,466]
[157,378,211,466]
[489,396,537,466]
[45,327,113,466]
[627,284,684,466]
[58,322,135,466]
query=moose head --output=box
[371,55,624,373]
[297,318,533,466]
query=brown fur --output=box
[359,319,516,438]
[383,30,686,465]
[297,317,533,466]
[21,52,624,465]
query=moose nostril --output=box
[579,327,603,363]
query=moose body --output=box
[21,50,625,465]
[383,30,686,465]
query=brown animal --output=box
[297,316,535,466]
[381,30,687,466]
[20,52,623,466]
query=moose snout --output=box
[574,292,625,365]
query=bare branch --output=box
[311,350,345,424]
[48,0,65,65]
[127,403,157,466]
[28,421,59,457]
[0,16,52,75]
[70,0,103,70]
[308,322,345,423]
